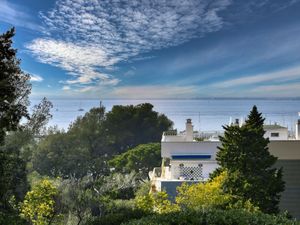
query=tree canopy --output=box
[109,143,161,178]
[0,28,31,144]
[33,104,172,179]
[104,103,173,154]
[216,105,285,213]
[0,28,31,219]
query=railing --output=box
[149,167,161,180]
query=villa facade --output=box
[149,118,300,219]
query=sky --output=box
[1,0,300,99]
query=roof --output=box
[263,124,287,130]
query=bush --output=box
[123,209,299,225]
[0,211,28,225]
[83,208,146,225]
[135,191,179,214]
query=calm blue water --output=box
[30,99,300,132]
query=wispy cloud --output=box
[251,83,300,97]
[25,0,300,97]
[0,0,41,30]
[62,85,71,91]
[30,73,44,82]
[26,0,232,90]
[110,85,199,99]
[213,66,300,88]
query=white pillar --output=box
[296,119,300,140]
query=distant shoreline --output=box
[29,97,300,101]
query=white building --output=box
[149,118,300,218]
[264,124,289,140]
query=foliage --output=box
[59,177,95,225]
[0,28,31,219]
[176,171,231,211]
[32,131,92,179]
[104,103,173,154]
[0,210,28,225]
[134,181,151,198]
[93,172,142,200]
[68,106,110,158]
[33,103,172,179]
[84,200,145,225]
[135,191,179,214]
[20,179,61,225]
[0,27,31,144]
[26,97,53,136]
[109,143,161,178]
[216,105,285,214]
[123,209,299,225]
[0,147,28,206]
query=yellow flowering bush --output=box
[20,179,59,225]
[176,171,231,211]
[135,191,179,214]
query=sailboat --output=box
[78,101,84,111]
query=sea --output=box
[29,98,300,132]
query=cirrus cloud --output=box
[26,0,232,90]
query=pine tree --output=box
[0,28,31,219]
[216,105,285,214]
[0,28,31,144]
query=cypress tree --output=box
[216,105,285,213]
[0,28,31,144]
[0,28,31,219]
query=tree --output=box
[20,179,61,225]
[33,104,172,179]
[0,28,31,144]
[0,28,31,218]
[59,177,95,225]
[26,97,53,136]
[32,131,92,179]
[104,103,173,154]
[216,105,285,213]
[68,105,110,158]
[109,143,161,179]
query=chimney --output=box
[234,118,239,126]
[185,118,193,141]
[296,119,300,140]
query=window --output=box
[271,132,279,137]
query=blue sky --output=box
[1,0,300,99]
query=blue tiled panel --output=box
[172,155,211,160]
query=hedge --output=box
[122,209,299,225]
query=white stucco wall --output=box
[264,129,288,140]
[161,141,220,159]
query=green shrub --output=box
[83,199,147,225]
[122,209,299,225]
[0,211,28,225]
[83,209,146,225]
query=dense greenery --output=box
[0,28,31,144]
[0,28,31,223]
[20,179,61,225]
[32,104,172,179]
[216,106,285,213]
[136,172,258,215]
[123,210,298,225]
[104,104,173,154]
[109,143,161,178]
